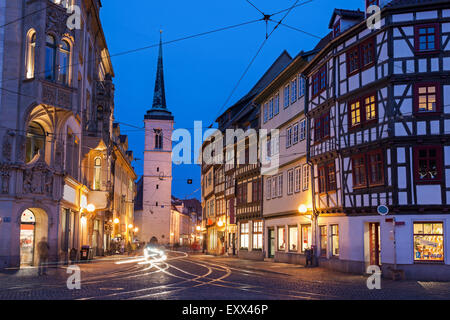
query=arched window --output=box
[93,157,101,191]
[53,0,71,8]
[25,30,36,79]
[45,35,57,81]
[58,40,70,85]
[155,129,163,150]
[25,121,46,163]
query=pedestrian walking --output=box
[37,237,49,276]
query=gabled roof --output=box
[328,8,365,29]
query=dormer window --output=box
[333,21,340,37]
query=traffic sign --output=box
[377,205,389,216]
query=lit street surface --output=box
[0,251,449,300]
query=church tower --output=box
[141,33,174,245]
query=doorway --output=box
[268,228,275,258]
[369,223,381,266]
[20,209,36,266]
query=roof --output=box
[386,0,445,8]
[328,8,365,29]
[216,50,293,124]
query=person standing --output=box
[37,237,49,276]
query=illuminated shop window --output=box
[414,223,444,262]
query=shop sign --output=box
[377,205,389,216]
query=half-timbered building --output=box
[305,0,450,280]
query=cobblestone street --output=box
[0,251,449,300]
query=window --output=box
[284,85,290,108]
[52,0,71,8]
[263,103,268,123]
[367,150,384,186]
[312,65,326,97]
[333,21,340,38]
[302,164,310,191]
[289,226,298,252]
[349,100,361,128]
[287,169,294,195]
[240,223,249,249]
[45,35,57,81]
[269,99,274,119]
[274,94,280,115]
[347,37,376,75]
[298,76,305,97]
[414,83,441,114]
[253,221,263,250]
[278,227,286,251]
[25,121,46,163]
[272,176,277,199]
[319,162,337,193]
[299,119,306,141]
[93,157,101,190]
[301,225,312,252]
[415,24,440,53]
[291,79,297,104]
[293,123,299,144]
[347,46,360,74]
[25,30,36,79]
[277,173,283,197]
[286,126,293,148]
[320,226,327,256]
[252,180,261,203]
[414,222,444,262]
[352,155,367,188]
[327,163,337,191]
[352,150,385,188]
[294,167,301,193]
[66,131,79,180]
[331,225,339,256]
[414,146,442,184]
[361,39,375,67]
[348,93,378,129]
[59,40,70,85]
[314,112,330,142]
[266,177,271,200]
[154,129,163,149]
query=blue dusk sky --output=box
[100,0,364,200]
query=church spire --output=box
[146,31,173,120]
[152,31,167,109]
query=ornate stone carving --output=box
[0,164,10,194]
[46,5,72,37]
[57,88,72,108]
[42,84,57,105]
[22,152,54,197]
[16,134,26,163]
[2,133,12,162]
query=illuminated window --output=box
[278,226,286,251]
[415,84,440,114]
[301,225,312,252]
[25,30,36,79]
[25,121,46,163]
[320,226,327,256]
[414,222,444,262]
[289,226,298,252]
[93,157,101,190]
[350,101,361,127]
[52,0,71,8]
[365,95,377,121]
[240,223,249,249]
[331,225,339,256]
[252,221,263,250]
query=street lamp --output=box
[217,220,224,228]
[134,227,139,233]
[114,218,120,224]
[128,224,134,229]
[298,204,308,214]
[196,225,201,232]
[87,204,96,213]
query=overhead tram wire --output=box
[209,0,302,128]
[0,18,263,86]
[270,20,322,39]
[0,5,50,29]
[245,0,265,16]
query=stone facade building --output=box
[0,0,136,268]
